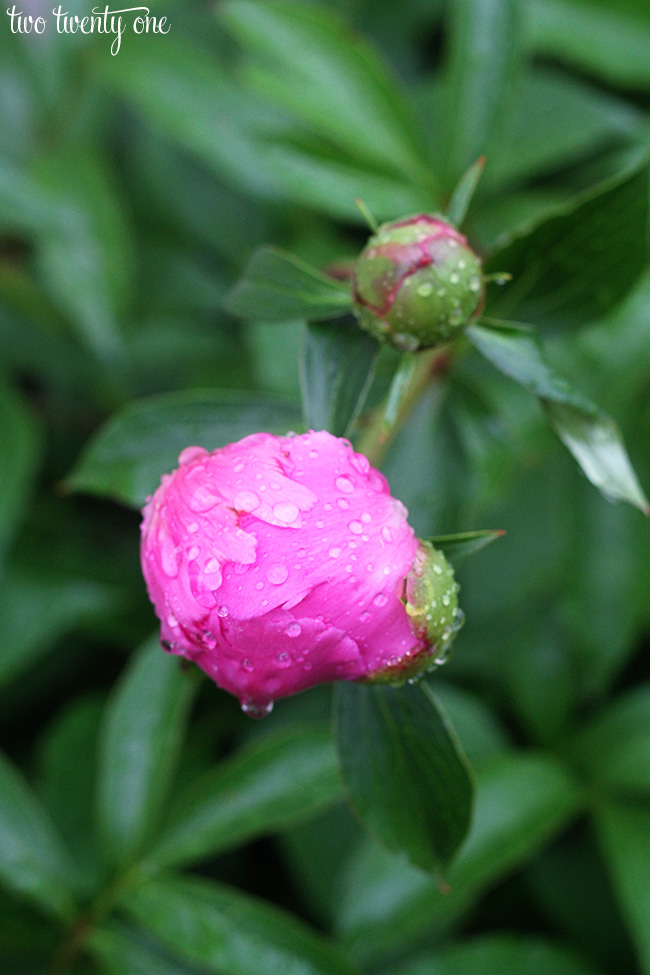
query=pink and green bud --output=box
[352,214,484,351]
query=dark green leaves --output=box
[144,723,344,872]
[96,638,197,868]
[300,319,378,436]
[429,530,505,561]
[220,0,430,192]
[0,752,76,920]
[224,247,351,323]
[66,390,301,508]
[467,322,649,512]
[486,159,650,329]
[121,874,360,975]
[335,682,474,873]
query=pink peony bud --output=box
[140,431,460,716]
[352,214,484,352]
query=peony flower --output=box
[352,214,484,352]
[141,430,460,716]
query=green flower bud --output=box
[352,214,484,352]
[366,540,462,685]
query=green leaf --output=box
[428,530,505,561]
[225,247,351,323]
[440,0,521,185]
[32,148,132,362]
[0,568,120,688]
[89,921,209,975]
[568,685,650,797]
[96,636,197,868]
[36,695,104,893]
[336,751,581,964]
[486,159,650,329]
[300,318,378,436]
[144,723,344,872]
[334,682,474,873]
[102,37,281,198]
[0,751,77,920]
[467,322,649,512]
[219,0,431,192]
[446,157,486,228]
[524,0,650,88]
[391,934,602,975]
[121,874,360,975]
[66,389,301,508]
[595,802,650,973]
[0,378,41,570]
[545,401,649,514]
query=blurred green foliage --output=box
[1,0,650,972]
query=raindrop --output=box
[360,610,371,623]
[286,622,302,638]
[255,581,264,590]
[217,605,228,618]
[204,557,221,575]
[276,651,292,668]
[469,276,481,293]
[241,699,274,719]
[382,525,394,543]
[241,659,254,672]
[337,498,350,509]
[273,501,299,523]
[416,282,433,297]
[233,462,245,473]
[374,593,388,607]
[335,475,355,494]
[178,446,208,465]
[267,564,289,585]
[329,547,342,558]
[349,520,363,535]
[167,613,178,628]
[361,512,372,524]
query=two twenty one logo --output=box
[5,5,170,54]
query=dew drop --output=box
[349,520,363,535]
[255,581,264,591]
[167,613,178,628]
[361,512,372,524]
[374,593,388,607]
[217,605,228,618]
[337,498,350,510]
[382,525,394,543]
[188,522,199,534]
[469,275,481,292]
[336,475,355,494]
[233,462,245,473]
[273,501,299,524]
[417,282,433,297]
[276,651,292,668]
[286,622,302,638]
[267,564,289,585]
[449,272,460,285]
[329,546,342,558]
[360,610,371,623]
[204,557,221,575]
[241,659,254,672]
[241,699,274,719]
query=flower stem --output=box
[358,345,453,468]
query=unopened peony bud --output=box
[140,431,461,716]
[352,214,484,351]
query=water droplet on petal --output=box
[374,593,388,607]
[360,610,371,623]
[267,564,289,585]
[204,557,221,575]
[241,699,274,719]
[349,520,363,535]
[328,547,342,558]
[276,651,291,667]
[286,622,302,637]
[273,501,299,523]
[241,659,254,672]
[336,475,355,494]
[417,282,433,297]
[167,613,178,628]
[382,525,394,543]
[217,605,228,618]
[337,498,350,509]
[361,512,372,524]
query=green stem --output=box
[358,345,453,468]
[50,867,142,975]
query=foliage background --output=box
[1,0,650,972]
